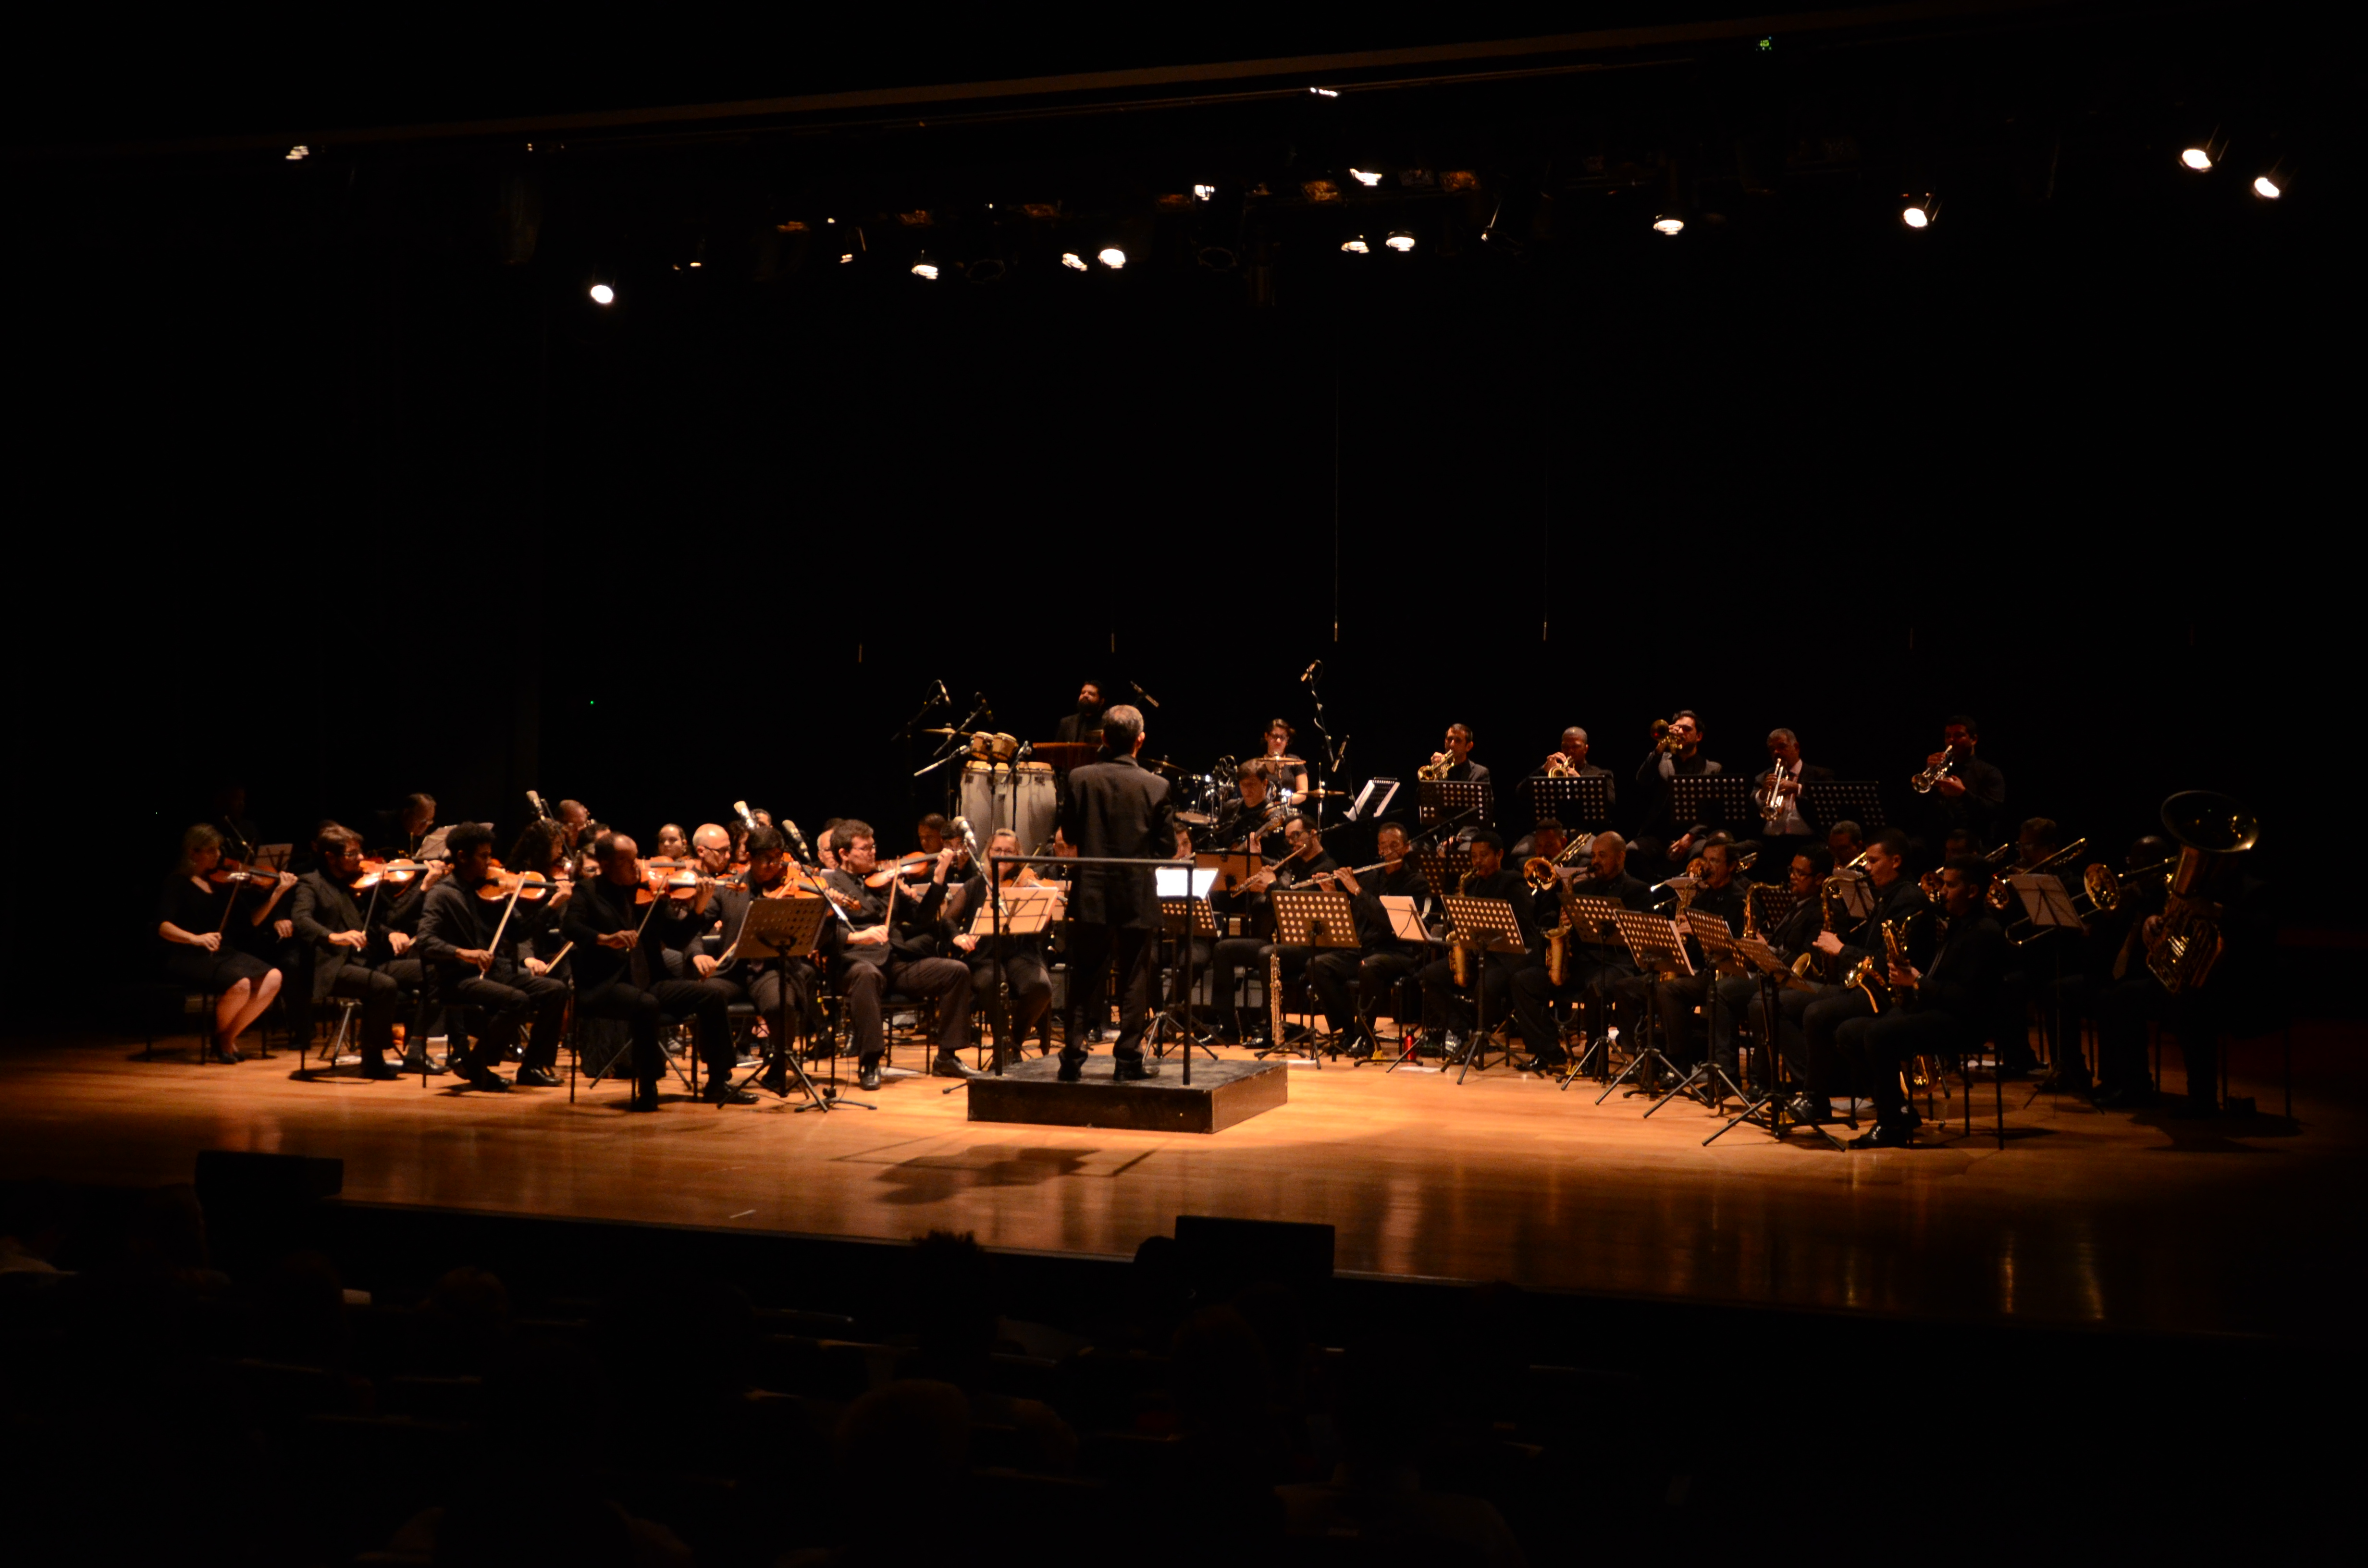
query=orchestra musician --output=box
[1509,831,1651,1066]
[156,824,295,1064]
[1753,729,1833,874]
[1785,829,1935,1128]
[1053,704,1177,1082]
[1832,856,2009,1147]
[290,824,439,1079]
[1207,813,1337,1046]
[1920,715,2007,846]
[562,831,747,1109]
[1053,681,1105,745]
[1826,819,1865,871]
[654,822,691,860]
[1638,839,1752,1079]
[1633,710,1720,839]
[415,822,569,1094]
[1414,829,1534,1055]
[1534,727,1615,816]
[556,799,592,835]
[691,823,735,880]
[1724,848,1830,1091]
[823,821,978,1090]
[383,792,437,858]
[1304,822,1431,1061]
[1423,723,1489,785]
[692,825,825,1097]
[1253,718,1310,797]
[1209,765,1286,853]
[949,827,1051,1061]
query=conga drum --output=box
[1014,761,1058,853]
[960,761,1014,841]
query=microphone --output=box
[934,678,951,704]
[1131,680,1160,709]
[1300,661,1321,683]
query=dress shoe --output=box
[932,1054,982,1080]
[627,1081,661,1112]
[1851,1121,1915,1149]
[1056,1058,1085,1083]
[1113,1059,1161,1082]
[401,1050,449,1077]
[209,1036,243,1065]
[514,1066,561,1088]
[1783,1093,1829,1126]
[361,1056,400,1081]
[702,1081,759,1105]
[760,1066,791,1097]
[461,1065,510,1092]
[857,1063,883,1091]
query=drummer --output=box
[1055,682,1105,745]
[1255,717,1309,799]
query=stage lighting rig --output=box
[1901,194,1939,229]
[1385,231,1416,252]
[1060,252,1088,271]
[588,282,616,305]
[911,251,941,280]
[2253,160,2290,200]
[1096,246,1127,270]
[1340,235,1371,254]
[2180,129,2230,172]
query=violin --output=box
[351,858,430,894]
[476,868,567,902]
[633,858,702,906]
[863,851,939,889]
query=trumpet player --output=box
[1533,727,1616,812]
[1634,710,1720,839]
[1635,839,1753,1078]
[1919,714,2007,845]
[1753,729,1831,874]
[1509,832,1648,1068]
[1419,723,1489,785]
[1785,830,1936,1128]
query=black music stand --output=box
[1439,895,1525,1083]
[1364,895,1431,1070]
[1524,774,1612,831]
[1414,847,1474,906]
[1268,888,1360,1063]
[1802,780,1886,833]
[964,887,1061,1081]
[1555,895,1629,1087]
[731,897,843,1113]
[1597,910,1691,1104]
[1154,893,1221,1062]
[1647,912,1754,1115]
[1418,779,1493,828]
[1668,775,1755,836]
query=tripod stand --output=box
[1644,912,1756,1118]
[1597,910,1690,1105]
[732,896,856,1113]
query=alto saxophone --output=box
[1449,867,1477,987]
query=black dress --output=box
[158,877,272,990]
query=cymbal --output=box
[921,726,966,735]
[1176,812,1214,826]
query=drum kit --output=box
[930,729,1350,845]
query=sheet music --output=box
[1380,894,1428,942]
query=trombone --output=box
[1523,833,1595,892]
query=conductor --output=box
[1055,703,1178,1082]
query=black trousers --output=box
[841,956,973,1066]
[1164,936,1214,1008]
[1416,953,1520,1037]
[578,977,735,1087]
[1798,987,1879,1103]
[1062,922,1155,1065]
[376,956,435,1051]
[1305,950,1363,1034]
[968,952,1050,1047]
[322,963,400,1057]
[446,967,569,1071]
[2088,975,2222,1100]
[718,959,817,1058]
[1208,936,1272,1039]
[1838,1008,1980,1127]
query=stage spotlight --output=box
[2253,162,2289,200]
[1385,231,1416,252]
[840,253,855,264]
[911,252,941,280]
[588,282,616,305]
[1097,246,1126,270]
[1341,236,1371,254]
[1652,213,1685,236]
[2180,147,2211,171]
[285,144,309,161]
[1060,251,1088,271]
[2179,130,2228,172]
[1901,194,1938,229]
[1349,168,1383,187]
[1308,86,1339,98]
[1194,184,1216,201]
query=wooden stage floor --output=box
[3,1025,2358,1342]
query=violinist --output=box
[504,821,578,978]
[691,823,736,881]
[562,832,749,1109]
[654,823,691,860]
[948,827,1049,1062]
[692,826,823,1097]
[290,825,424,1079]
[415,822,570,1093]
[155,823,293,1064]
[1305,821,1433,1060]
[556,799,592,835]
[386,792,437,858]
[821,821,977,1091]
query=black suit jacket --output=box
[1912,913,2007,1026]
[1059,755,1177,929]
[291,870,380,1002]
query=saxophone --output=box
[1268,948,1286,1049]
[1449,868,1477,987]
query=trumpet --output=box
[1756,766,1795,824]
[1418,751,1453,781]
[1911,750,1956,793]
[1542,749,1578,778]
[1523,833,1596,893]
[1651,718,1686,755]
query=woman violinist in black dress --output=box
[156,823,295,1062]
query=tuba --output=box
[2146,792,2257,995]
